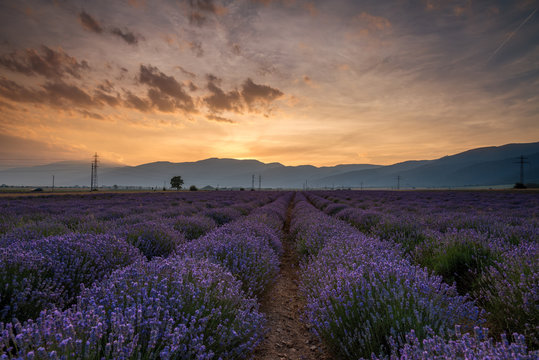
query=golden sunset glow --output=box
[0,0,538,168]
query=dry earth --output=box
[254,201,331,360]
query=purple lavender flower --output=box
[1,257,265,359]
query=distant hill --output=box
[1,142,538,188]
[319,143,539,188]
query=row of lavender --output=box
[305,190,538,348]
[0,191,276,246]
[1,191,291,358]
[1,191,276,323]
[304,191,538,353]
[290,193,537,359]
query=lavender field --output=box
[0,190,537,359]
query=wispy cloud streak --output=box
[488,8,537,62]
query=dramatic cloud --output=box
[138,65,195,113]
[175,66,196,78]
[123,90,151,112]
[241,78,283,107]
[206,114,236,123]
[110,28,140,45]
[186,0,227,25]
[0,77,97,108]
[94,89,120,107]
[42,81,94,107]
[78,11,103,33]
[204,75,243,113]
[203,76,284,114]
[78,11,141,45]
[0,46,89,80]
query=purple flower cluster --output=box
[117,220,185,259]
[173,214,217,240]
[0,234,143,323]
[382,326,538,359]
[204,207,243,225]
[292,195,482,359]
[0,257,265,359]
[178,193,291,296]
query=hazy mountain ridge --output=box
[1,142,538,188]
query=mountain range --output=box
[1,142,538,189]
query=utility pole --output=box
[90,153,98,191]
[258,174,261,191]
[397,175,401,190]
[52,175,55,192]
[251,174,255,191]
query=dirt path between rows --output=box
[254,196,331,360]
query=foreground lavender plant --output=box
[173,215,217,240]
[382,326,538,359]
[0,234,143,323]
[476,242,539,348]
[294,197,482,359]
[0,257,265,359]
[179,220,280,296]
[118,220,185,259]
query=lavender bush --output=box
[301,237,482,359]
[178,221,280,296]
[383,326,538,359]
[413,229,501,294]
[477,242,538,348]
[119,220,185,259]
[0,234,142,323]
[173,215,217,240]
[294,198,482,359]
[204,207,242,225]
[0,257,265,359]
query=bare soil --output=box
[254,199,331,360]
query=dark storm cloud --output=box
[110,28,140,45]
[94,89,121,107]
[42,81,94,107]
[138,65,196,113]
[175,66,197,78]
[0,77,98,108]
[78,11,142,46]
[186,0,226,26]
[79,109,105,120]
[0,77,42,103]
[78,11,103,33]
[203,75,284,114]
[123,90,151,112]
[206,114,236,123]
[0,46,90,80]
[204,76,243,113]
[241,78,283,106]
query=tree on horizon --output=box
[170,176,184,190]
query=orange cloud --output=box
[348,12,392,39]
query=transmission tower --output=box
[90,153,99,191]
[251,174,255,191]
[514,155,529,186]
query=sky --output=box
[0,0,537,168]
